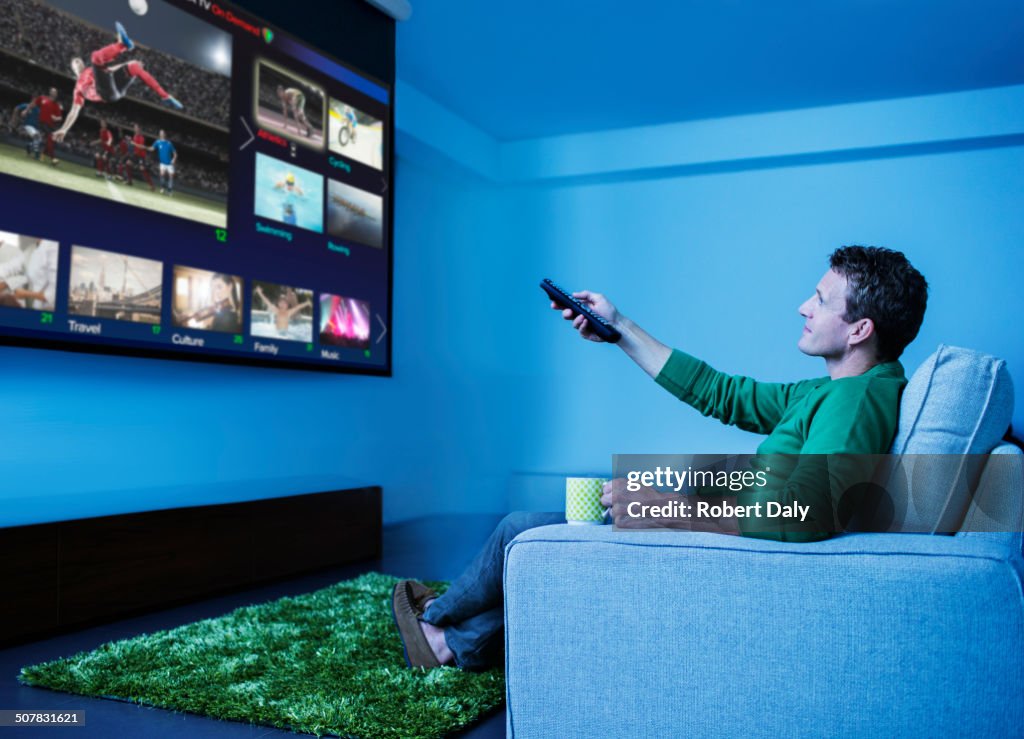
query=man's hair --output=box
[829,245,928,361]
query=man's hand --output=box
[601,478,741,534]
[549,290,620,342]
[601,478,665,527]
[52,130,66,143]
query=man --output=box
[25,88,62,165]
[10,101,43,159]
[151,130,177,195]
[90,119,114,178]
[130,123,156,191]
[52,22,183,144]
[277,85,312,137]
[391,245,928,670]
[273,172,305,225]
[115,128,132,182]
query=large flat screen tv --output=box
[0,0,393,374]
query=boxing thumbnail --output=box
[254,59,325,150]
[327,180,383,249]
[251,280,314,343]
[328,97,383,170]
[254,153,324,233]
[0,230,58,311]
[172,265,242,333]
[0,0,231,228]
[319,293,371,349]
[68,245,162,324]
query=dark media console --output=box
[0,486,381,646]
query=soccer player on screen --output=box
[151,130,177,195]
[90,119,114,178]
[10,101,43,159]
[52,22,183,144]
[116,129,131,182]
[277,85,313,137]
[130,123,155,191]
[26,88,63,165]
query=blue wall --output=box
[3,84,1022,526]
[0,155,527,526]
[514,144,1024,477]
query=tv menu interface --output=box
[0,0,392,373]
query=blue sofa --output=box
[504,346,1023,737]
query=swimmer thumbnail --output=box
[0,230,58,311]
[68,245,162,324]
[172,265,243,333]
[254,152,324,233]
[251,280,313,343]
[327,179,383,249]
[319,293,371,349]
[328,97,384,170]
[254,58,325,151]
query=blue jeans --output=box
[421,511,566,670]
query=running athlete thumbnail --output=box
[255,59,325,150]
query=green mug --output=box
[565,477,610,525]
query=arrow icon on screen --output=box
[239,117,255,150]
[376,314,387,344]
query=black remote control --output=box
[541,278,622,343]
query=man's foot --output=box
[161,96,183,111]
[116,21,134,51]
[418,605,455,666]
[406,580,437,613]
[390,581,441,669]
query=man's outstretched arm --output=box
[551,290,671,376]
[551,291,818,434]
[53,103,82,141]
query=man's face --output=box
[797,269,856,359]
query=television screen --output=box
[0,0,392,374]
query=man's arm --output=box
[552,290,671,376]
[53,102,82,141]
[552,290,820,434]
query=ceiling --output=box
[397,0,1024,141]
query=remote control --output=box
[540,278,622,343]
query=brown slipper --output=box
[391,580,441,669]
[407,580,438,614]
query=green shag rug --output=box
[18,573,504,738]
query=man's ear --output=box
[848,317,875,347]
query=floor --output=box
[0,513,507,738]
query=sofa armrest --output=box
[504,525,1024,738]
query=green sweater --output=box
[654,350,907,542]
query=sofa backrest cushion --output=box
[875,345,1015,534]
[891,344,1013,455]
